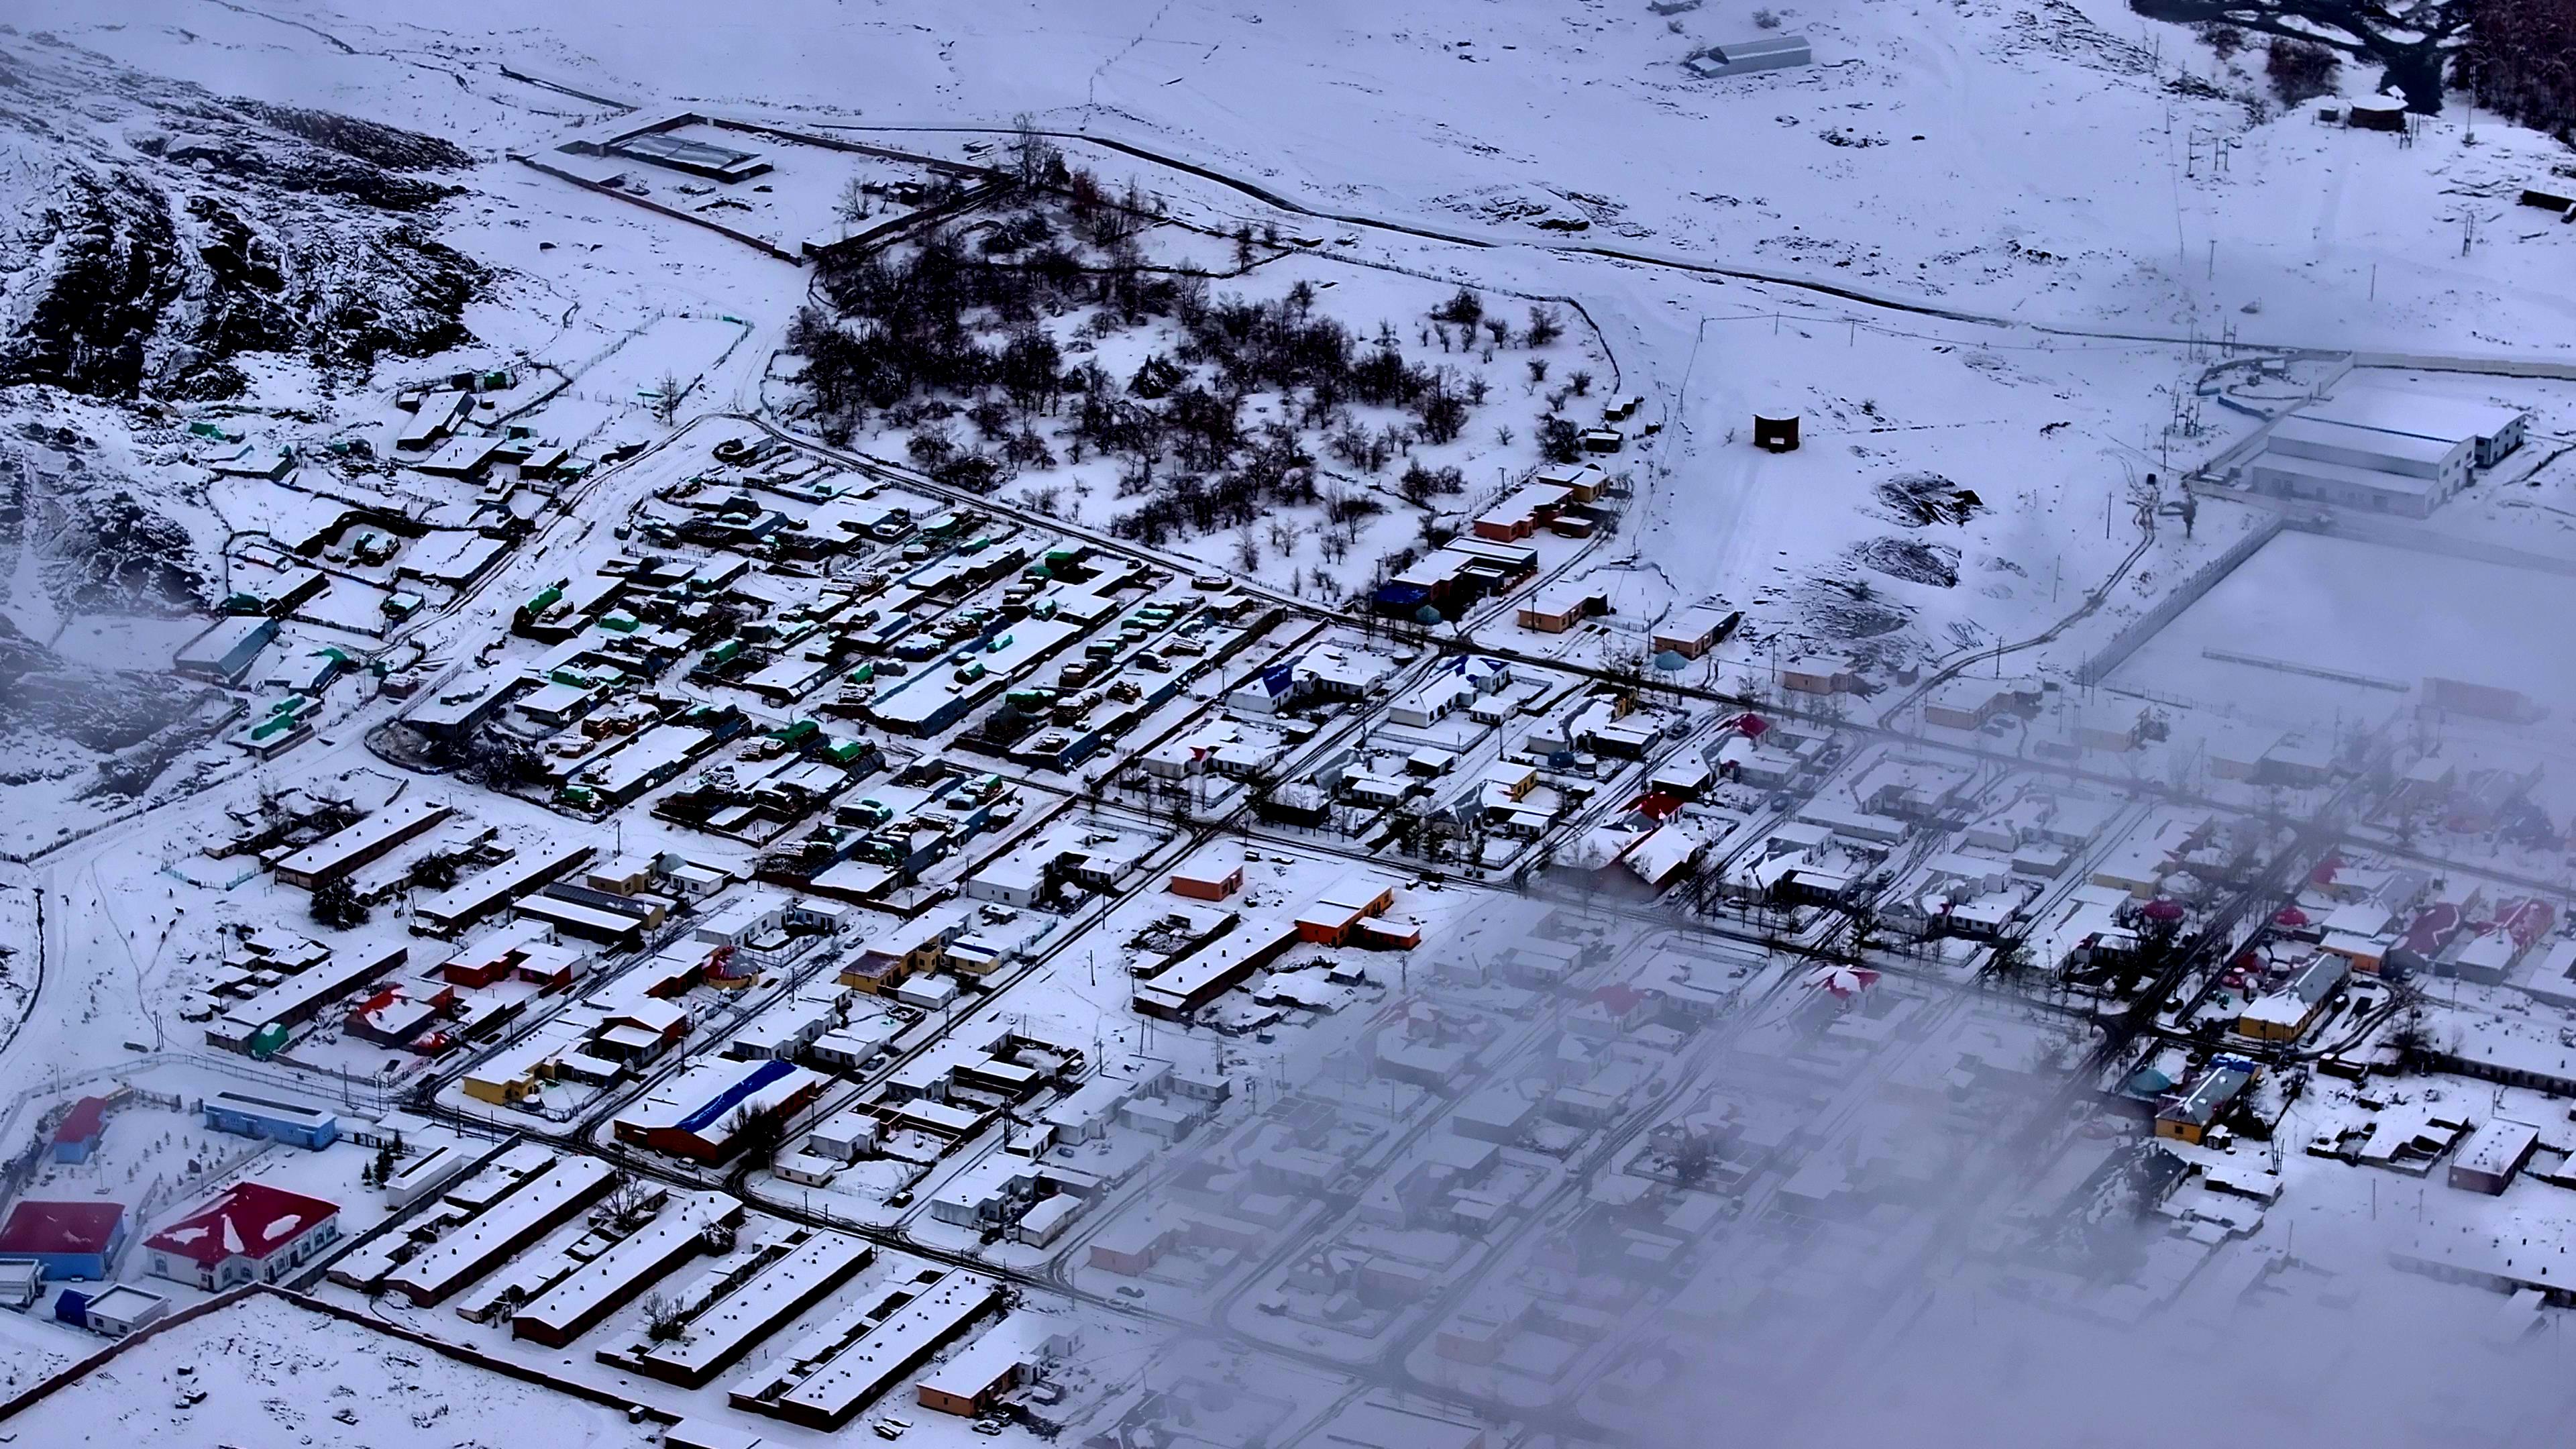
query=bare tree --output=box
[600,1171,659,1232]
[2456,0,2576,135]
[641,1290,688,1341]
[1007,112,1065,189]
[2131,0,2467,111]
[1980,933,2037,991]
[835,175,875,226]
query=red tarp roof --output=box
[1591,983,1652,1016]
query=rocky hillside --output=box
[0,33,489,632]
[0,34,486,402]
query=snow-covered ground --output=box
[0,1289,657,1448]
[2108,528,2576,727]
[34,0,2573,356]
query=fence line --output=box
[2072,513,2284,687]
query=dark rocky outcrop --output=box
[0,36,488,402]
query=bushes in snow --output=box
[2264,38,2341,105]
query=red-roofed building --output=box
[345,983,453,1046]
[2496,898,2556,953]
[142,1181,341,1291]
[0,1200,127,1279]
[1589,983,1656,1031]
[1627,792,1687,824]
[2400,902,2465,962]
[52,1096,107,1164]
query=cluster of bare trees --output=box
[2139,0,2465,110]
[794,185,1521,547]
[791,117,1613,574]
[2457,0,2576,137]
[2166,0,2571,132]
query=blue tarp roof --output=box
[673,1058,798,1136]
[1246,660,1299,698]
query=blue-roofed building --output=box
[173,615,279,686]
[1228,657,1305,716]
[1372,581,1432,616]
[612,1057,827,1163]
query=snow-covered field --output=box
[0,1289,656,1448]
[2108,528,2576,727]
[35,0,2571,354]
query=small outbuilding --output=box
[52,1096,108,1164]
[64,1284,170,1338]
[2346,95,2407,131]
[2449,1119,2540,1196]
[1687,34,1813,78]
[0,1259,42,1309]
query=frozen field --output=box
[2105,529,2575,729]
[1,1291,656,1448]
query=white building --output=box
[2244,411,2475,518]
[2302,385,2527,467]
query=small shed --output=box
[72,1284,171,1338]
[52,1097,108,1164]
[894,973,961,1012]
[0,1260,43,1309]
[1688,34,1813,78]
[2449,1119,2540,1195]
